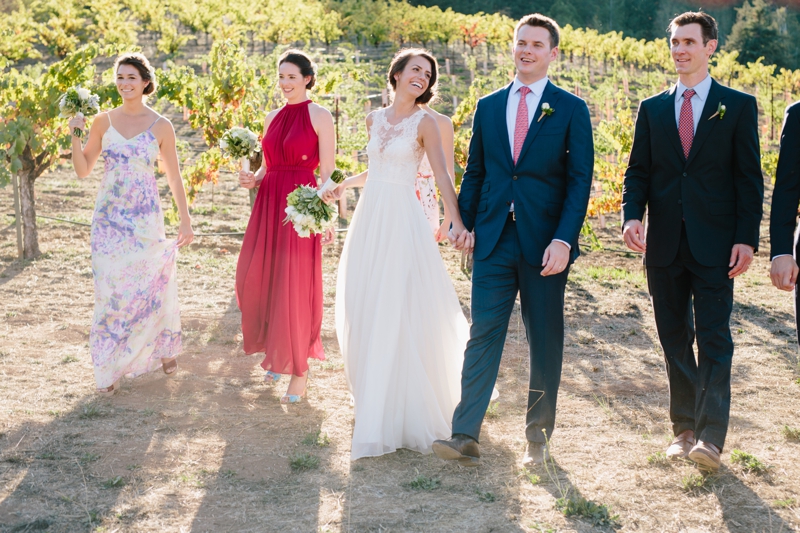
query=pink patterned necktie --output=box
[678,88,696,158]
[513,86,532,164]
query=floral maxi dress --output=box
[90,117,181,388]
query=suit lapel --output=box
[515,81,561,166]
[495,83,514,170]
[685,80,724,168]
[658,84,686,162]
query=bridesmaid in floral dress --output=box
[69,53,194,396]
[236,50,336,404]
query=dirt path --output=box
[0,164,799,532]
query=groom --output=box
[433,14,593,467]
[622,12,762,470]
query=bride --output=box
[325,49,473,460]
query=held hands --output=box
[541,241,569,276]
[239,170,257,189]
[770,256,799,291]
[728,244,754,279]
[176,220,194,248]
[622,219,646,253]
[68,115,86,138]
[447,223,474,253]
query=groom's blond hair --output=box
[515,14,560,49]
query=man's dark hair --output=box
[668,11,718,44]
[515,13,560,49]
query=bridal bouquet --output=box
[58,86,101,138]
[219,127,261,171]
[284,169,346,237]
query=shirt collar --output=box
[676,74,712,102]
[512,76,549,97]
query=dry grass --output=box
[1,122,800,531]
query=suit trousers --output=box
[452,217,569,443]
[646,224,734,450]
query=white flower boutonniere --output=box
[537,102,554,122]
[708,102,726,121]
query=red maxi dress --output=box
[236,100,325,376]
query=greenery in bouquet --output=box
[284,185,337,238]
[58,85,100,138]
[219,127,261,160]
[284,169,347,237]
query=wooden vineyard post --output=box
[11,173,23,258]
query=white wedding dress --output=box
[336,108,469,460]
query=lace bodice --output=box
[366,108,426,186]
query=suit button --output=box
[512,175,518,180]
[678,199,682,204]
[683,172,687,177]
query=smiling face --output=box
[116,64,150,101]
[394,55,432,100]
[670,23,717,79]
[513,24,558,84]
[278,62,310,101]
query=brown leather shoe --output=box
[666,430,695,460]
[432,435,480,467]
[688,440,721,471]
[522,441,549,467]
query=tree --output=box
[726,0,789,69]
[0,45,103,258]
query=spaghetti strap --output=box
[147,116,162,130]
[107,113,113,129]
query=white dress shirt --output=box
[504,76,570,250]
[506,76,549,150]
[674,74,712,134]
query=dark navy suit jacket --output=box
[770,101,800,259]
[622,80,763,267]
[458,80,594,265]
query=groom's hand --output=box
[541,241,569,276]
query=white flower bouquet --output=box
[284,169,346,238]
[58,86,100,138]
[219,127,261,171]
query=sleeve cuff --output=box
[553,239,571,250]
[772,254,793,261]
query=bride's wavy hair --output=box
[387,48,438,105]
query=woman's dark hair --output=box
[114,52,157,95]
[278,49,317,90]
[387,48,438,105]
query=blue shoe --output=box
[280,371,309,404]
[264,371,281,384]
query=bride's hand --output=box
[321,183,345,204]
[449,222,472,251]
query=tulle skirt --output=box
[336,177,469,460]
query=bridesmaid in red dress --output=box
[236,50,336,403]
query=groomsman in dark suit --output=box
[433,14,594,467]
[622,12,763,471]
[769,102,800,343]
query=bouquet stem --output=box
[241,157,250,173]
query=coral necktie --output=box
[513,86,531,164]
[678,88,696,159]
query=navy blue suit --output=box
[452,80,594,443]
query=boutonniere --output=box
[537,102,554,122]
[708,102,726,121]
